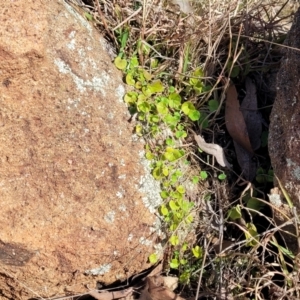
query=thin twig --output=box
[112,7,142,31]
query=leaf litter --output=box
[89,263,186,300]
[194,133,231,168]
[225,78,263,180]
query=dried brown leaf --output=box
[194,134,231,168]
[140,276,186,300]
[225,84,254,154]
[162,276,178,291]
[234,141,256,181]
[240,77,262,151]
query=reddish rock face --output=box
[269,8,300,207]
[0,0,161,298]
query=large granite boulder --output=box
[269,9,300,252]
[0,0,161,299]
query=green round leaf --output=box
[175,130,187,139]
[181,243,188,251]
[192,176,199,184]
[166,138,174,146]
[168,93,182,109]
[200,171,208,180]
[124,91,137,104]
[142,69,152,81]
[192,245,203,258]
[193,67,204,77]
[177,185,185,194]
[245,223,259,246]
[198,112,209,129]
[114,56,127,70]
[218,173,227,180]
[169,235,179,246]
[150,58,158,68]
[145,151,154,160]
[135,81,142,89]
[135,124,143,136]
[164,114,180,127]
[247,197,265,213]
[160,191,169,199]
[152,166,163,180]
[227,205,242,220]
[181,101,195,115]
[142,87,152,97]
[169,200,179,211]
[150,114,160,123]
[170,258,179,269]
[160,204,169,216]
[156,102,169,115]
[208,99,219,112]
[188,110,200,121]
[179,271,190,284]
[231,65,240,78]
[148,253,158,264]
[126,73,135,86]
[129,56,139,68]
[148,80,164,94]
[162,167,169,176]
[137,101,150,113]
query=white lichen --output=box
[139,237,152,246]
[104,211,115,223]
[116,84,125,103]
[54,58,110,95]
[116,191,123,198]
[85,263,111,276]
[127,233,133,241]
[138,150,162,214]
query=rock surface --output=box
[0,0,161,299]
[269,8,300,252]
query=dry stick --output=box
[190,152,225,174]
[214,174,225,296]
[112,7,142,31]
[45,293,90,300]
[89,287,133,300]
[234,34,300,52]
[94,0,116,43]
[140,41,176,60]
[194,240,209,300]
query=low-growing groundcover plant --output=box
[79,0,300,298]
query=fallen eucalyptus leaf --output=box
[234,141,256,181]
[162,276,178,291]
[194,134,231,168]
[140,276,186,300]
[240,78,262,151]
[225,84,253,154]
